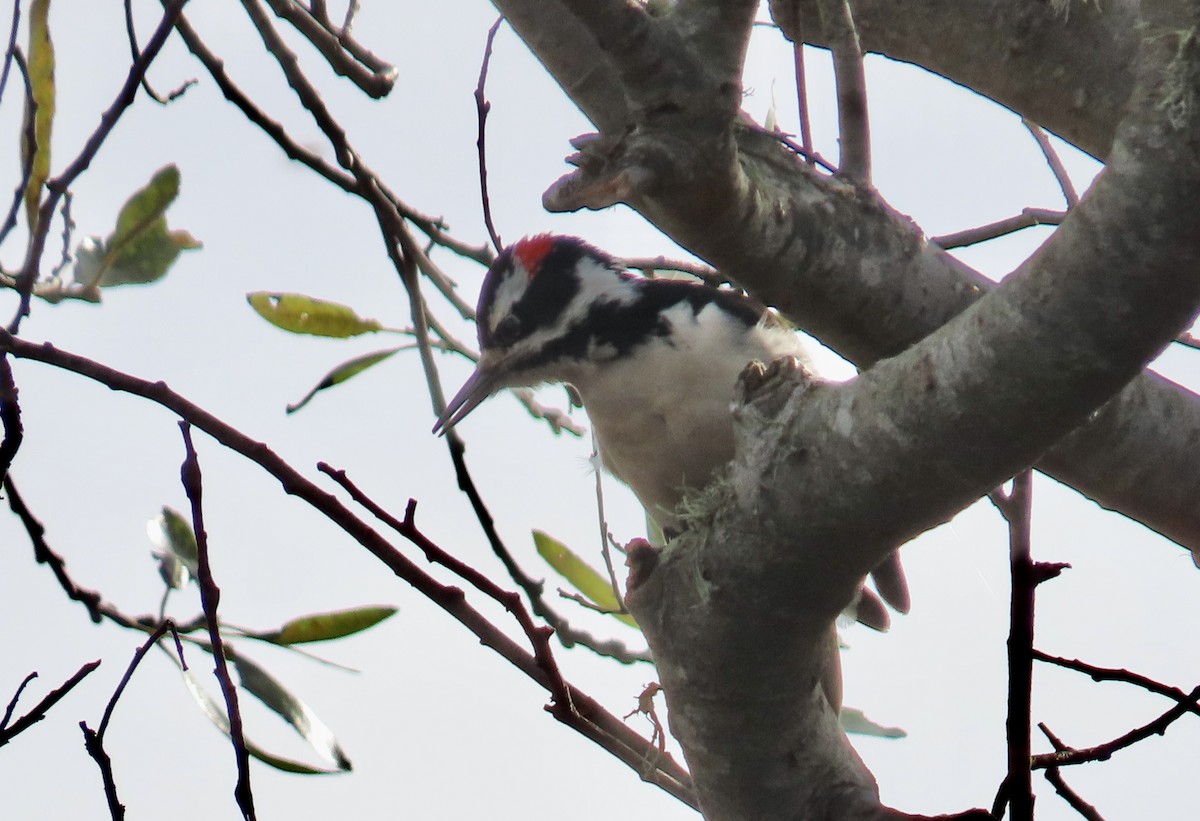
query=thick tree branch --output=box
[492,0,628,132]
[671,0,759,91]
[771,0,1139,160]
[624,17,1200,819]
[534,2,1200,561]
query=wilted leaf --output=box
[533,530,638,628]
[839,706,906,739]
[270,606,398,645]
[247,292,384,338]
[286,347,403,413]
[147,506,199,589]
[176,660,344,775]
[74,165,202,290]
[22,0,55,229]
[231,652,351,770]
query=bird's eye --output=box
[492,315,522,347]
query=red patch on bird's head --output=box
[512,233,556,278]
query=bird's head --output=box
[433,234,632,434]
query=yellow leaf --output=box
[22,0,55,230]
[533,530,638,628]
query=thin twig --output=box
[1032,650,1200,717]
[931,208,1066,250]
[79,720,124,820]
[590,433,625,612]
[9,0,188,332]
[1031,686,1200,770]
[1038,724,1107,820]
[0,0,21,109]
[97,621,181,739]
[263,0,396,98]
[625,255,723,286]
[178,422,256,821]
[819,0,870,183]
[1,672,36,731]
[1023,119,1079,207]
[0,331,693,806]
[307,0,390,75]
[5,474,107,624]
[792,34,815,165]
[123,0,196,103]
[0,661,100,747]
[81,622,180,821]
[239,0,353,168]
[47,191,74,278]
[1043,767,1106,821]
[754,122,838,173]
[475,17,504,253]
[0,48,35,255]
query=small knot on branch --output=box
[543,130,658,212]
[624,538,660,592]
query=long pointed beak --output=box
[433,354,505,435]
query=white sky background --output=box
[1,3,1198,820]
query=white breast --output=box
[571,301,809,529]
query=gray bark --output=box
[500,0,1200,561]
[494,0,1200,817]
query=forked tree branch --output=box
[620,12,1200,818]
[529,0,1200,563]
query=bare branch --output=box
[1044,767,1106,821]
[792,35,816,165]
[178,423,256,821]
[0,661,99,747]
[0,0,21,107]
[931,208,1065,250]
[318,464,648,664]
[9,0,188,332]
[263,0,397,98]
[1038,725,1107,821]
[772,0,1137,160]
[1024,118,1080,207]
[1033,650,1200,717]
[1032,684,1200,770]
[818,0,870,182]
[475,17,504,253]
[123,0,196,103]
[0,331,694,807]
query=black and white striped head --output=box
[434,234,638,432]
[433,233,769,434]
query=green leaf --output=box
[231,651,351,770]
[175,658,344,775]
[270,606,398,645]
[839,706,906,739]
[74,165,202,290]
[22,0,55,230]
[533,530,638,628]
[247,292,384,338]
[286,347,403,413]
[147,506,199,589]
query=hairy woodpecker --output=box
[434,234,908,632]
